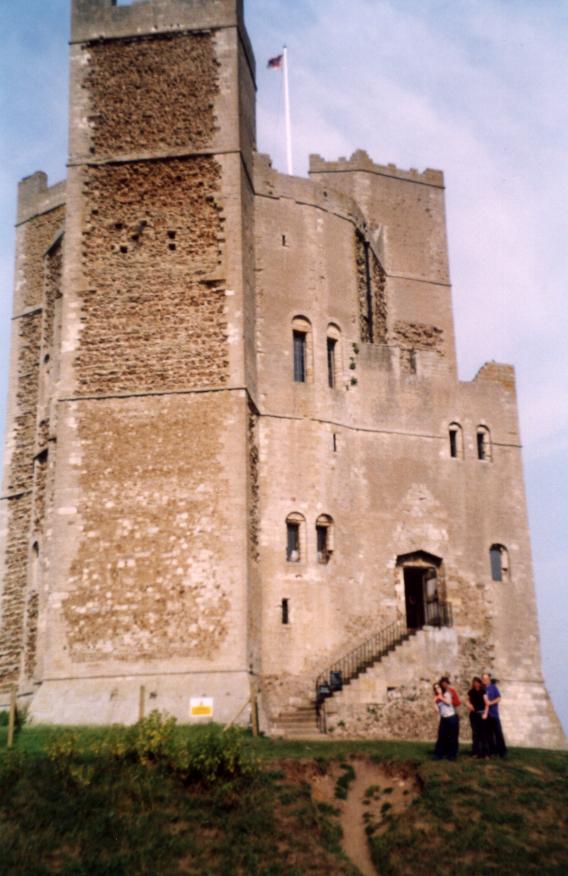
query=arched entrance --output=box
[396,551,443,630]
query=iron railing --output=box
[315,600,453,731]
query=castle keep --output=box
[0,0,564,747]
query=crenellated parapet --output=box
[71,0,252,69]
[309,150,444,189]
[473,361,516,391]
[16,173,66,227]
[254,153,369,237]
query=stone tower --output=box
[0,0,564,747]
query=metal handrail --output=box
[315,600,453,731]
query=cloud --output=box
[251,0,568,453]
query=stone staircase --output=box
[270,703,321,739]
[268,615,451,739]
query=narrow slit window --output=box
[293,331,306,383]
[281,598,289,625]
[450,430,458,458]
[477,426,492,461]
[327,337,337,388]
[448,423,463,459]
[316,526,329,564]
[286,512,305,563]
[326,324,342,389]
[490,544,509,582]
[316,514,334,564]
[291,317,312,383]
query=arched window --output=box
[477,425,492,461]
[286,512,305,562]
[316,514,334,564]
[291,316,312,383]
[448,422,463,459]
[326,323,342,389]
[490,544,509,582]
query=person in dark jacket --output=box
[467,676,489,757]
[482,672,508,758]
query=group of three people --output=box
[433,673,507,760]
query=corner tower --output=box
[25,0,257,722]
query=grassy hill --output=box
[0,717,567,875]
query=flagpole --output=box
[282,46,293,175]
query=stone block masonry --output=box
[61,394,232,664]
[0,198,65,690]
[83,31,220,159]
[0,0,564,748]
[77,157,228,394]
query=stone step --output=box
[271,729,323,739]
[276,715,316,727]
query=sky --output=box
[0,0,566,734]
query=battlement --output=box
[71,0,249,52]
[16,172,66,226]
[254,153,368,233]
[309,150,444,188]
[473,361,516,390]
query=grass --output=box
[1,723,567,875]
[368,749,568,876]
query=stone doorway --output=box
[398,551,442,630]
[404,567,426,629]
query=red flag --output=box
[267,54,283,69]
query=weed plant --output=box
[0,714,358,875]
[1,725,567,874]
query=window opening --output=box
[316,514,334,564]
[477,426,492,461]
[293,331,306,383]
[449,423,463,459]
[35,448,48,465]
[286,521,300,562]
[316,526,329,564]
[332,432,338,453]
[281,598,289,625]
[282,234,287,246]
[449,430,457,458]
[327,337,337,388]
[490,544,509,582]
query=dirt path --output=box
[308,758,418,876]
[339,766,378,876]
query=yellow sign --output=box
[190,697,214,718]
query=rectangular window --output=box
[293,331,306,382]
[281,598,289,625]
[327,337,337,388]
[490,547,502,582]
[316,525,329,564]
[449,430,458,458]
[286,522,300,562]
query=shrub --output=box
[133,710,177,763]
[185,725,257,784]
